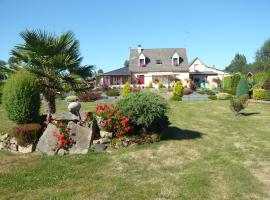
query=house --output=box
[189,57,230,87]
[101,45,229,88]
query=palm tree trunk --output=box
[43,91,56,114]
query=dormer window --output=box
[156,60,162,64]
[172,52,180,66]
[138,53,146,67]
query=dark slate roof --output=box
[102,67,131,76]
[129,48,189,73]
[189,71,218,75]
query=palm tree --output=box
[11,29,93,114]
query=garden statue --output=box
[68,101,81,118]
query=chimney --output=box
[138,45,142,54]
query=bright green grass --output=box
[0,101,270,200]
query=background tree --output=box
[124,60,129,68]
[11,29,93,114]
[225,53,247,73]
[255,39,270,72]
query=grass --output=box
[0,100,270,199]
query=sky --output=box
[0,0,270,72]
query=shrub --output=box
[78,92,101,102]
[10,123,42,147]
[183,88,192,95]
[65,95,78,102]
[222,76,232,91]
[216,93,232,100]
[230,95,248,115]
[222,74,241,95]
[122,82,131,97]
[170,95,182,101]
[2,70,41,124]
[172,81,183,101]
[236,78,250,97]
[253,72,270,85]
[158,82,166,89]
[106,88,120,96]
[208,95,217,100]
[252,89,270,101]
[148,82,153,88]
[252,82,263,89]
[263,77,270,90]
[116,92,168,131]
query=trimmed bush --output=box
[2,70,41,124]
[172,81,183,101]
[65,95,78,102]
[106,88,120,97]
[10,123,42,147]
[216,93,232,100]
[183,88,192,95]
[208,95,217,100]
[230,95,248,115]
[236,78,250,97]
[148,82,153,88]
[252,89,270,101]
[122,82,131,97]
[222,74,241,95]
[116,92,168,131]
[78,92,101,102]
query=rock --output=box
[36,123,58,155]
[51,111,88,122]
[58,149,66,156]
[67,121,94,154]
[92,143,106,152]
[100,130,112,138]
[68,102,81,114]
[9,137,18,152]
[93,139,100,144]
[99,138,111,144]
[0,142,4,150]
[18,145,33,153]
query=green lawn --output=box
[0,101,270,200]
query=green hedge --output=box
[222,74,241,95]
[106,88,120,96]
[252,89,270,101]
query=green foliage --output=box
[216,93,232,100]
[10,123,42,147]
[225,53,247,73]
[124,60,129,68]
[65,95,78,102]
[2,70,41,124]
[262,77,270,90]
[255,39,270,71]
[223,74,241,94]
[208,95,217,100]
[158,82,166,89]
[252,89,270,101]
[230,95,248,115]
[222,76,232,91]
[170,95,182,101]
[172,81,183,100]
[147,82,153,88]
[236,78,250,97]
[116,92,168,131]
[106,88,120,96]
[253,72,270,85]
[122,82,131,97]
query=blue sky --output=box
[0,0,270,72]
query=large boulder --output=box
[52,111,87,122]
[67,121,94,154]
[36,123,58,155]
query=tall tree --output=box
[255,39,270,72]
[124,60,129,68]
[225,53,247,73]
[11,29,93,114]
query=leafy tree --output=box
[11,29,93,114]
[236,78,250,97]
[124,60,129,68]
[225,53,247,73]
[256,39,270,72]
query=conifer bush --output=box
[2,70,41,124]
[172,81,183,101]
[122,82,131,97]
[236,78,250,97]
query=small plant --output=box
[148,82,153,88]
[122,82,132,97]
[236,78,250,97]
[106,88,120,97]
[216,93,232,100]
[10,123,42,147]
[172,81,183,101]
[158,82,166,89]
[2,70,41,124]
[65,95,78,102]
[230,95,248,115]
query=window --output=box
[139,59,145,67]
[173,58,179,66]
[137,75,145,84]
[156,60,162,64]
